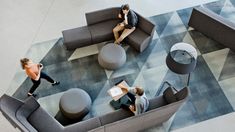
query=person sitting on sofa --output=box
[118,85,149,115]
[113,4,138,44]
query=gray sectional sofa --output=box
[0,87,188,132]
[188,7,235,51]
[62,7,155,52]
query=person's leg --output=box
[40,72,54,83]
[121,92,135,111]
[28,79,41,96]
[126,92,136,103]
[113,24,125,42]
[40,72,60,85]
[115,27,135,44]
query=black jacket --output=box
[120,9,138,29]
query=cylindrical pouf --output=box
[59,88,92,119]
[98,43,126,70]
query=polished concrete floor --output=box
[2,0,235,131]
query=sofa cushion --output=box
[147,95,167,111]
[126,28,150,51]
[99,109,133,125]
[62,26,92,50]
[64,117,101,132]
[28,107,64,132]
[89,19,120,43]
[163,87,177,104]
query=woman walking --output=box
[20,58,60,97]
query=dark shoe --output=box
[52,81,60,86]
[28,93,37,97]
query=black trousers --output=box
[29,72,54,94]
[121,92,136,109]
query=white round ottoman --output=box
[59,88,91,119]
[98,43,126,70]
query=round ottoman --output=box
[98,43,126,70]
[59,88,92,119]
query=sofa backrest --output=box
[0,94,37,132]
[64,117,102,132]
[148,95,167,110]
[86,7,120,25]
[99,108,134,125]
[188,7,235,51]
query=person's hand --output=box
[118,13,122,19]
[129,105,135,112]
[121,87,128,93]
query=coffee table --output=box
[108,80,132,110]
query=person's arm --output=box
[27,64,42,81]
[118,13,122,19]
[124,11,137,29]
[34,69,41,81]
[118,9,123,19]
[134,102,141,115]
[129,103,140,115]
[124,14,128,25]
[117,83,128,93]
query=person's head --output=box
[135,87,144,96]
[20,58,31,69]
[121,4,130,14]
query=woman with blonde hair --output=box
[20,58,59,97]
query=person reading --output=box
[118,83,149,115]
[113,4,138,44]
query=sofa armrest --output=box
[0,94,31,131]
[85,7,120,25]
[137,13,156,36]
[15,97,39,132]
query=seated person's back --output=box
[119,86,149,115]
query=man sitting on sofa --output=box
[118,84,149,115]
[113,4,138,44]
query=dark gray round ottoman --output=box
[59,88,91,119]
[98,43,126,70]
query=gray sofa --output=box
[62,7,155,52]
[188,7,235,51]
[0,87,188,132]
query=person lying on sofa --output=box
[113,4,138,44]
[118,84,149,115]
